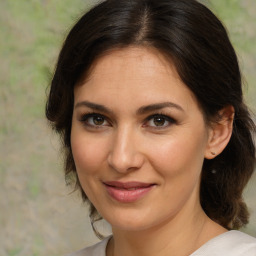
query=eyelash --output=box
[144,113,176,129]
[78,112,176,129]
[79,112,110,128]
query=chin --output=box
[103,207,169,233]
[101,209,146,231]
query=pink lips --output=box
[103,181,155,203]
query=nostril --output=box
[107,151,144,173]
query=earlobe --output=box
[205,105,234,159]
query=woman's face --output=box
[71,47,212,232]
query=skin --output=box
[71,47,231,256]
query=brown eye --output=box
[153,116,166,126]
[93,116,105,125]
[145,114,176,129]
[80,113,109,127]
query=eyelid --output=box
[145,113,175,121]
[77,111,176,129]
[143,113,176,128]
[78,112,111,127]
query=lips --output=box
[103,181,155,203]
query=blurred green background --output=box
[0,0,255,255]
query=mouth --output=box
[103,181,156,203]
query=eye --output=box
[145,114,175,128]
[150,116,167,127]
[79,113,110,127]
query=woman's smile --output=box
[103,181,156,203]
[71,46,212,231]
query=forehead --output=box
[84,46,180,84]
[74,46,200,115]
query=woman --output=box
[46,0,256,255]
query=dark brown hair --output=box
[46,0,256,232]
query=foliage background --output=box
[0,0,255,255]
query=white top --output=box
[67,230,256,256]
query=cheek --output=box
[71,131,107,176]
[149,131,207,179]
[70,132,109,203]
[148,135,206,210]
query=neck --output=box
[107,203,226,256]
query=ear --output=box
[205,105,234,159]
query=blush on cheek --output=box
[71,133,110,177]
[151,136,205,180]
[73,148,99,173]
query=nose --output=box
[107,127,144,173]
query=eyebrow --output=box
[137,102,184,115]
[74,101,113,114]
[74,101,184,114]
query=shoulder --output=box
[65,236,110,256]
[192,231,256,256]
